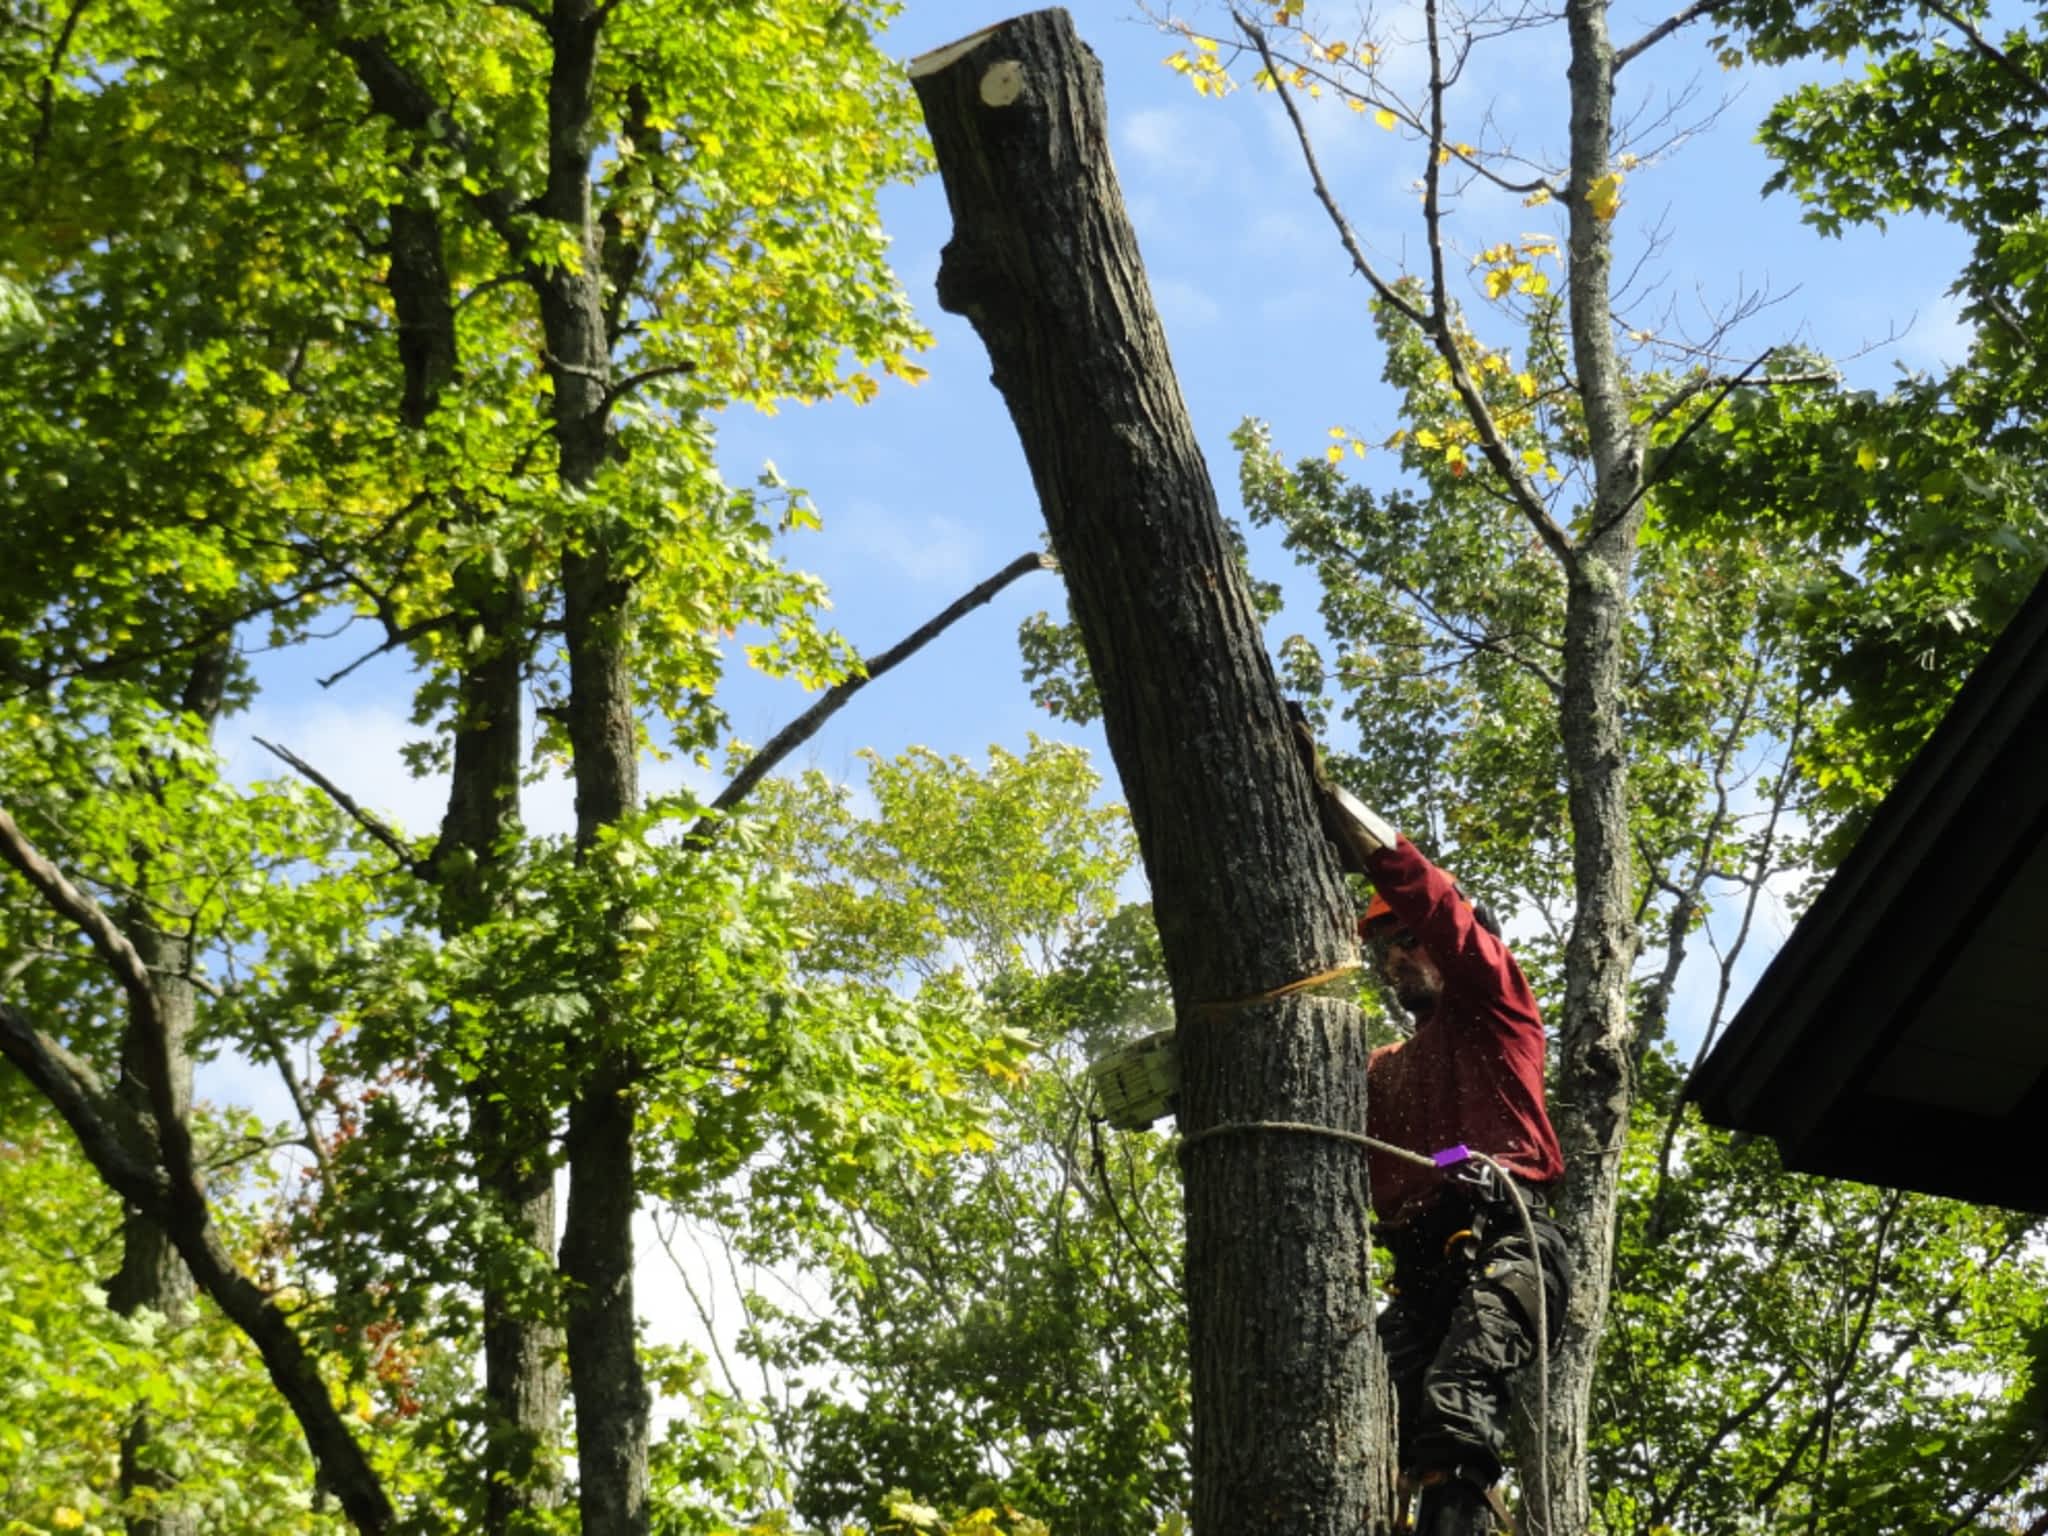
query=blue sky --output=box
[227,0,1979,1070]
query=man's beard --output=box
[1396,980,1441,1016]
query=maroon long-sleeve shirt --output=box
[1364,836,1565,1219]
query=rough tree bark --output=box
[911,13,1397,1532]
[436,563,567,1529]
[1544,0,1646,1526]
[108,908,200,1536]
[532,3,653,1531]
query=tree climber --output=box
[1299,728,1571,1535]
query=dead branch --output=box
[253,737,432,879]
[1615,0,1721,70]
[695,549,1054,833]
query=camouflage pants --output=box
[1377,1191,1571,1485]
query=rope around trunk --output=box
[1179,1120,1551,1536]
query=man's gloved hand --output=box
[1288,704,1398,875]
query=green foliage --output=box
[1654,369,2047,857]
[1667,0,2048,859]
[1600,1096,2048,1533]
[697,747,1187,1536]
[0,1115,348,1534]
[0,0,967,1523]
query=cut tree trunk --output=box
[911,13,1396,1532]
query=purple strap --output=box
[1432,1144,1472,1168]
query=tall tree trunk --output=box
[911,13,1397,1532]
[108,645,231,1536]
[109,913,199,1536]
[436,564,565,1529]
[1543,0,1646,1526]
[535,2,651,1530]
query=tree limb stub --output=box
[911,12,1393,1531]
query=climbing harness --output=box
[1087,954,1557,1534]
[1179,1121,1551,1536]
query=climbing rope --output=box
[1180,1120,1552,1536]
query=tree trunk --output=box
[109,645,232,1536]
[911,13,1396,1532]
[535,3,651,1529]
[1541,0,1646,1525]
[436,564,566,1530]
[109,911,199,1536]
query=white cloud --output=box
[227,694,454,840]
[1121,104,1215,181]
[840,498,980,587]
[1896,289,1976,373]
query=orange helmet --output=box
[1359,890,1397,935]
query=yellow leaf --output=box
[1523,186,1553,206]
[476,48,513,95]
[1193,34,1219,52]
[1327,40,1347,58]
[1484,269,1513,299]
[1327,443,1345,464]
[1167,51,1191,72]
[1856,441,1880,471]
[1414,427,1441,449]
[1586,170,1624,222]
[1514,371,1539,398]
[1374,107,1397,130]
[54,1511,85,1531]
[1351,438,1369,458]
[1346,96,1366,111]
[1192,72,1213,95]
[1329,425,1349,438]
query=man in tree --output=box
[1313,770,1569,1534]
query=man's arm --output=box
[1294,720,1532,1012]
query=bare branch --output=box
[598,360,694,414]
[696,550,1054,832]
[316,613,459,688]
[1420,0,1576,560]
[253,737,433,879]
[1233,14,1428,328]
[1615,0,1720,70]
